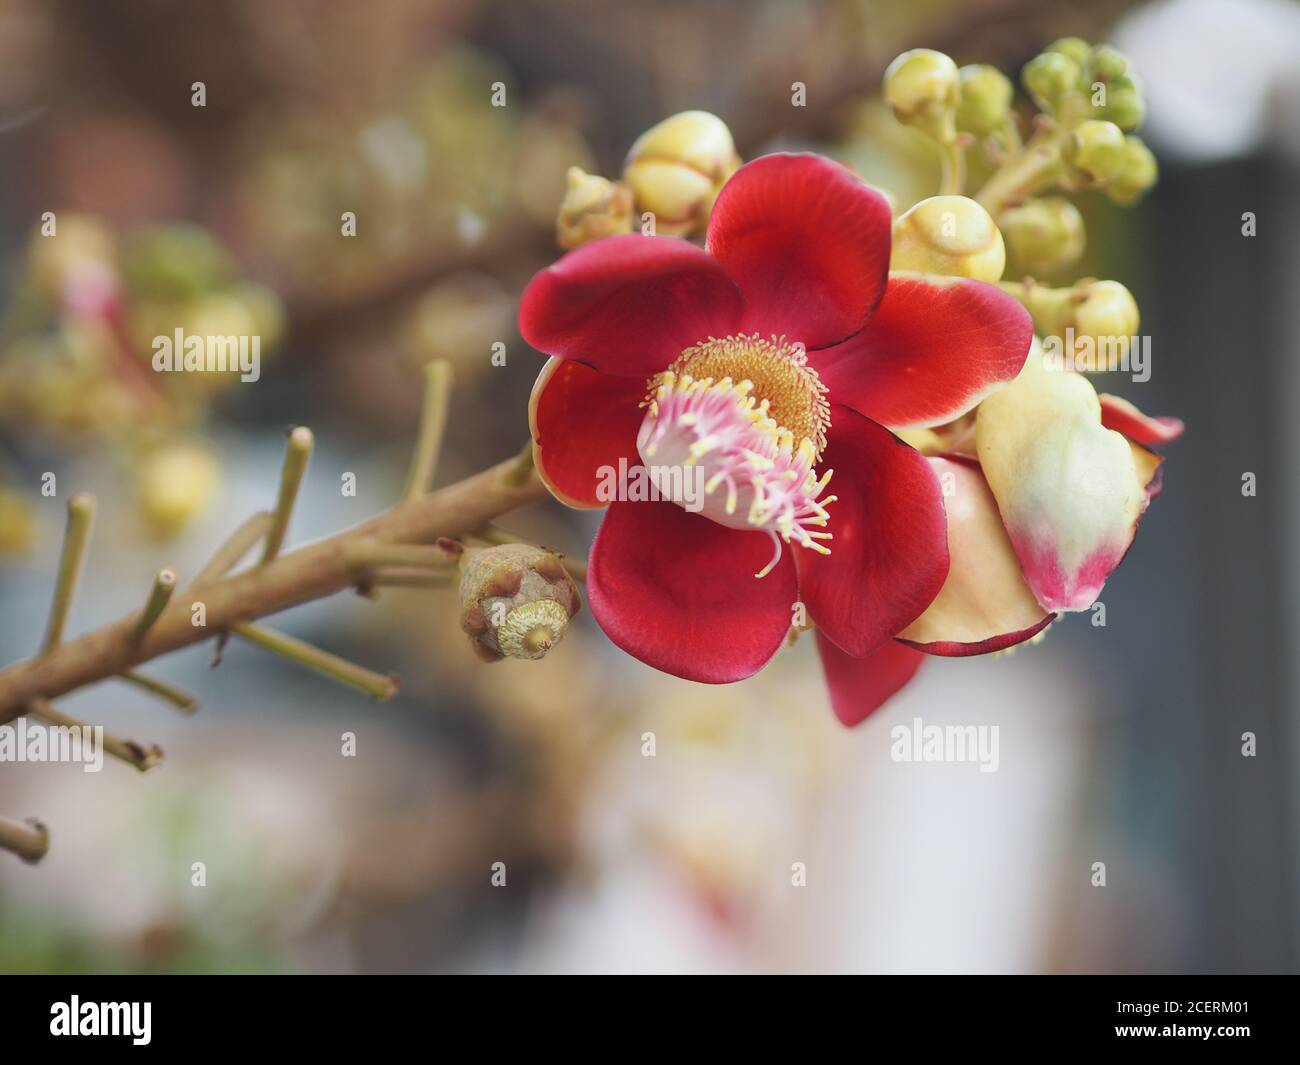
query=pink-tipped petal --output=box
[588,498,798,683]
[519,234,745,377]
[814,272,1033,431]
[1098,393,1186,445]
[898,456,1055,656]
[529,358,647,509]
[706,154,892,349]
[815,630,924,727]
[976,343,1155,612]
[795,406,949,657]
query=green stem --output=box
[402,360,454,502]
[975,129,1068,215]
[0,815,49,864]
[260,426,314,565]
[128,569,177,645]
[30,698,163,772]
[40,493,95,654]
[119,671,199,715]
[230,620,398,700]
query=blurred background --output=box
[0,0,1297,973]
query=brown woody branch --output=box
[0,450,550,724]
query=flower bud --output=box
[1022,51,1082,115]
[623,111,739,237]
[956,64,1013,136]
[1066,119,1127,186]
[1101,84,1144,132]
[136,442,219,538]
[1046,37,1093,67]
[998,196,1086,277]
[1011,278,1140,369]
[1090,46,1130,82]
[1074,279,1140,341]
[883,49,960,142]
[458,543,581,662]
[1106,136,1158,206]
[556,167,634,249]
[891,195,1005,282]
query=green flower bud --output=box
[1046,37,1093,67]
[1067,119,1127,186]
[1022,51,1082,115]
[1102,85,1145,131]
[1106,136,1159,206]
[1090,46,1130,82]
[883,48,960,142]
[891,195,1006,282]
[999,196,1086,277]
[956,64,1014,136]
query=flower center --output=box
[636,333,835,578]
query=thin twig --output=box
[40,493,95,654]
[0,448,548,722]
[30,699,163,773]
[230,621,398,700]
[195,511,271,586]
[128,569,177,645]
[402,360,454,502]
[0,815,49,864]
[260,426,314,565]
[119,671,199,715]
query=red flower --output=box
[520,153,1034,720]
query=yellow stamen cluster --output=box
[665,334,830,456]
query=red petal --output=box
[706,154,891,350]
[588,499,798,683]
[795,406,949,656]
[528,358,646,509]
[519,234,744,377]
[814,273,1032,430]
[815,631,923,727]
[1099,393,1186,445]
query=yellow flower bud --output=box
[998,196,1086,277]
[1074,279,1140,342]
[1007,278,1140,370]
[623,110,739,237]
[891,195,1006,282]
[1106,136,1158,205]
[1090,46,1130,82]
[136,442,220,539]
[556,167,634,249]
[1067,119,1127,186]
[883,49,960,142]
[458,543,581,662]
[956,64,1014,136]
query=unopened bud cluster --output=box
[556,110,739,247]
[457,543,581,662]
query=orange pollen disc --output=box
[665,333,830,457]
